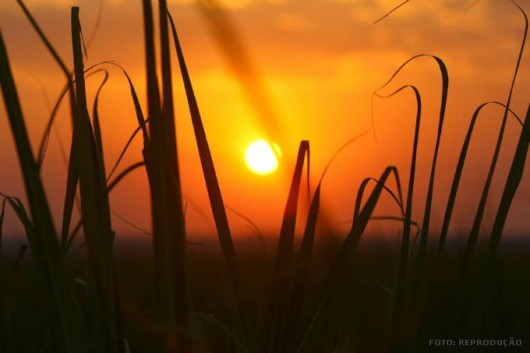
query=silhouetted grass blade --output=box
[17,0,82,256]
[264,140,309,352]
[374,54,449,338]
[158,1,191,344]
[141,1,192,350]
[489,104,530,265]
[286,132,368,347]
[168,11,250,351]
[463,0,526,277]
[0,29,87,352]
[71,8,120,352]
[439,102,519,258]
[168,12,237,285]
[291,166,403,351]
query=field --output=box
[1,1,530,352]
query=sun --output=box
[244,139,281,175]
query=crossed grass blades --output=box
[1,1,529,352]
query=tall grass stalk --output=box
[0,28,87,353]
[284,132,369,346]
[462,0,527,276]
[438,102,523,259]
[374,83,421,333]
[290,166,404,351]
[488,104,530,267]
[70,8,121,352]
[263,141,309,352]
[15,0,82,255]
[168,10,250,350]
[453,105,530,338]
[426,101,525,341]
[141,1,191,350]
[373,54,449,336]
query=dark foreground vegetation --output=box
[1,1,529,352]
[1,237,530,352]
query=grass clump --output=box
[0,1,529,352]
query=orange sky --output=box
[1,0,529,244]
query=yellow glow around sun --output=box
[245,139,281,175]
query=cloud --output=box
[274,13,309,33]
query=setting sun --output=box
[244,139,281,175]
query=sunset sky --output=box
[1,0,529,244]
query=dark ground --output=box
[1,234,529,352]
